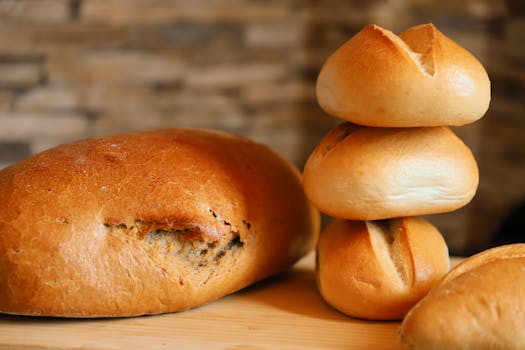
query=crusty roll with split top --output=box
[303,122,479,220]
[316,217,450,320]
[0,128,320,318]
[316,23,490,127]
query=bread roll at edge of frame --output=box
[400,244,525,350]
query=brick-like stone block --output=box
[407,0,507,19]
[135,22,243,52]
[16,83,153,112]
[244,22,306,49]
[0,90,13,112]
[0,63,41,88]
[0,112,89,141]
[91,103,249,137]
[47,52,184,84]
[184,63,287,89]
[241,80,315,105]
[0,0,70,23]
[15,85,79,111]
[0,23,132,55]
[155,88,240,113]
[82,0,292,24]
[90,109,173,135]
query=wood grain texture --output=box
[0,252,408,350]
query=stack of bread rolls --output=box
[303,23,490,321]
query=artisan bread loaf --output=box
[400,244,525,350]
[0,128,320,317]
[316,217,450,320]
[316,23,490,127]
[303,122,479,220]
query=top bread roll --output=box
[0,128,319,317]
[317,23,490,127]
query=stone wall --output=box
[0,0,523,254]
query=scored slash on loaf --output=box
[304,23,490,321]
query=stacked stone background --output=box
[0,0,523,255]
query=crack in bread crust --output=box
[104,219,244,283]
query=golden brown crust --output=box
[0,128,320,317]
[400,244,525,350]
[316,217,449,320]
[303,123,479,220]
[316,23,490,127]
[439,243,525,286]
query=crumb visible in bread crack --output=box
[103,219,244,267]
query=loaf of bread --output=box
[316,217,449,320]
[316,23,490,127]
[400,244,525,349]
[303,122,479,220]
[0,128,320,317]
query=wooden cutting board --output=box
[0,252,418,350]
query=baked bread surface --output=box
[400,244,525,349]
[316,217,449,320]
[316,23,490,127]
[303,123,479,220]
[0,128,319,317]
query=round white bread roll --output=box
[303,122,479,220]
[316,23,490,127]
[400,244,525,350]
[316,217,450,320]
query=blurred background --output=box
[0,0,523,255]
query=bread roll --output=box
[439,243,525,286]
[400,244,525,350]
[303,122,479,220]
[316,217,450,320]
[317,23,490,127]
[0,128,320,317]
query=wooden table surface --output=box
[0,252,409,350]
